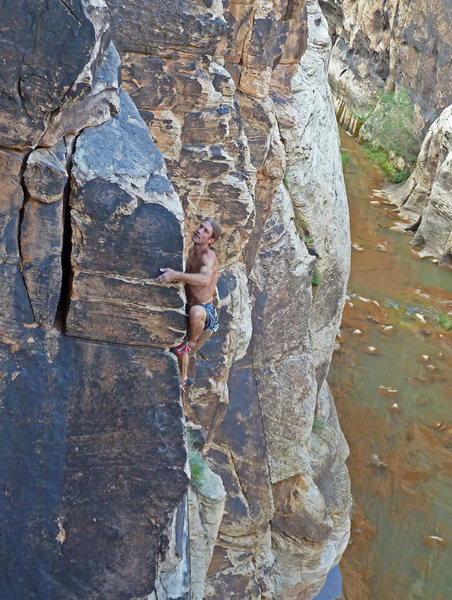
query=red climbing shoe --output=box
[170,341,194,357]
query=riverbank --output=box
[329,127,452,600]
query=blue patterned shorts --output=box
[187,302,219,332]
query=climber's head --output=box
[204,217,222,242]
[192,218,222,246]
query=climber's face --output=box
[192,221,214,245]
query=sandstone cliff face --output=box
[1,1,351,599]
[0,2,188,599]
[325,0,452,136]
[106,0,351,597]
[386,105,452,267]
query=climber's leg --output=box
[172,305,206,389]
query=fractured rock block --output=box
[67,90,186,347]
[23,144,68,204]
[272,474,333,543]
[21,199,64,326]
[40,41,121,147]
[0,149,34,324]
[21,143,69,326]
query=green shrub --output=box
[283,168,289,187]
[312,268,322,286]
[341,152,348,170]
[312,415,326,433]
[437,311,452,331]
[392,170,410,183]
[359,89,421,182]
[425,308,452,331]
[186,427,207,489]
[189,452,206,489]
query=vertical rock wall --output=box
[321,0,452,268]
[1,0,351,598]
[386,105,452,268]
[0,2,189,599]
[106,0,351,598]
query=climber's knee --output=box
[189,304,207,325]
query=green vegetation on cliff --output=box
[358,89,421,183]
[186,428,207,489]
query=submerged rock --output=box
[366,454,388,469]
[423,535,447,548]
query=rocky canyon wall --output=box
[386,105,452,268]
[321,0,452,267]
[0,2,188,599]
[324,0,452,137]
[1,1,351,599]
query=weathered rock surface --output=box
[281,0,351,391]
[67,89,186,346]
[0,2,188,599]
[325,0,452,137]
[107,0,350,597]
[2,0,352,598]
[189,464,226,600]
[386,104,452,267]
[0,0,111,149]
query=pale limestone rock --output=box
[273,381,351,599]
[147,498,190,600]
[273,511,350,600]
[250,184,316,483]
[386,105,452,267]
[205,527,275,600]
[280,0,351,391]
[189,467,226,600]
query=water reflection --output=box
[329,128,452,600]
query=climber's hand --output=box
[156,267,176,283]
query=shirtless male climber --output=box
[156,217,222,391]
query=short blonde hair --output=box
[205,217,222,242]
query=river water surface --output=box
[329,129,452,600]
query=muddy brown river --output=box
[328,129,452,600]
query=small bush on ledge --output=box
[186,428,207,489]
[312,415,326,433]
[359,89,421,183]
[312,267,323,286]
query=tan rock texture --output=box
[386,104,452,267]
[325,0,452,136]
[106,0,351,597]
[1,0,351,599]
